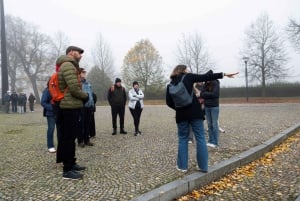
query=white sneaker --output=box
[176,166,187,173]
[219,127,225,133]
[48,147,56,153]
[207,143,217,148]
[188,140,193,144]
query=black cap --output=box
[79,67,86,73]
[66,46,84,54]
[132,81,139,86]
[115,78,121,83]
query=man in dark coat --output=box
[107,78,127,135]
[10,92,18,113]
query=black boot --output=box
[112,128,117,135]
[120,129,127,134]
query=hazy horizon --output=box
[4,0,300,87]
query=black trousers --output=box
[12,101,17,112]
[129,108,143,132]
[111,105,125,129]
[78,107,92,144]
[29,102,34,111]
[90,111,96,137]
[56,108,81,172]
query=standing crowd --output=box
[3,91,35,114]
[3,45,237,180]
[38,45,145,180]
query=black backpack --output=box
[168,74,193,108]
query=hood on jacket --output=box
[55,55,79,71]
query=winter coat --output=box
[107,85,127,107]
[41,88,54,117]
[166,72,223,123]
[200,80,220,108]
[81,78,94,108]
[56,55,88,109]
[28,94,36,103]
[128,88,144,109]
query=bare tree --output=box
[122,39,165,93]
[175,32,214,74]
[91,33,115,80]
[51,31,70,58]
[5,15,55,102]
[241,13,288,97]
[286,18,300,52]
[6,47,19,92]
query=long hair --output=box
[170,64,187,79]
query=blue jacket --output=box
[41,88,54,117]
[81,79,94,108]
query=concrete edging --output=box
[131,123,300,201]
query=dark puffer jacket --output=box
[166,72,223,123]
[57,55,88,109]
[200,80,220,108]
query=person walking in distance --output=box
[23,93,27,113]
[3,91,11,113]
[28,92,36,112]
[166,64,238,173]
[10,91,18,113]
[18,92,25,114]
[128,81,144,136]
[107,78,127,135]
[56,46,89,180]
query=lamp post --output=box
[243,57,249,102]
[0,0,8,105]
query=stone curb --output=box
[131,123,300,201]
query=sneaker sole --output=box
[63,176,82,180]
[176,166,187,173]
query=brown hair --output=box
[170,64,187,79]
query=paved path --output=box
[0,103,299,200]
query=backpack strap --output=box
[180,74,193,96]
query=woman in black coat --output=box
[166,64,238,173]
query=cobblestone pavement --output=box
[0,103,300,201]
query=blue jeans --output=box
[205,107,219,146]
[47,116,56,148]
[177,119,208,171]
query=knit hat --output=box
[132,81,139,86]
[115,78,122,83]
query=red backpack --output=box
[48,63,81,104]
[48,67,65,104]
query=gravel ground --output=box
[0,103,299,201]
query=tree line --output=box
[1,13,300,102]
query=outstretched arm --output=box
[224,72,239,78]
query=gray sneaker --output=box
[63,170,83,180]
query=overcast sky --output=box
[4,0,300,86]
